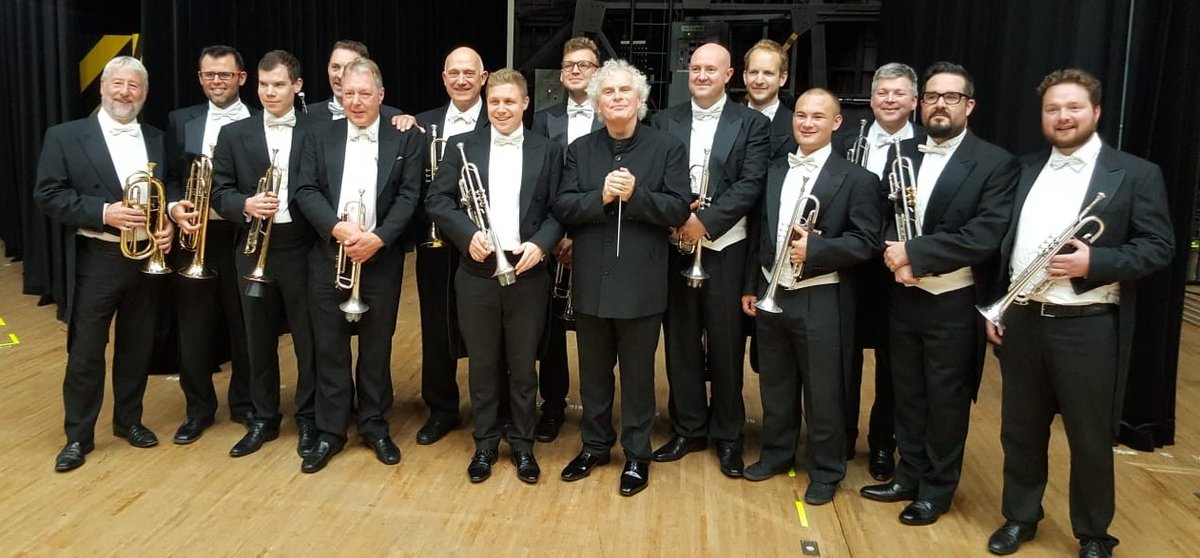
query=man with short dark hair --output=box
[305,40,402,122]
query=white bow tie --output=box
[350,128,377,143]
[211,108,242,122]
[567,104,593,118]
[265,114,296,128]
[108,124,140,137]
[494,134,522,147]
[693,106,722,121]
[918,141,954,156]
[448,111,475,125]
[329,100,345,120]
[875,133,899,148]
[1049,153,1086,172]
[788,153,818,169]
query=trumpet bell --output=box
[681,262,709,288]
[754,295,783,314]
[975,301,1007,329]
[179,262,216,280]
[494,268,517,287]
[340,297,370,322]
[141,256,173,275]
[243,266,272,298]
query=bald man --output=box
[650,42,770,478]
[407,47,491,446]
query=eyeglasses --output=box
[921,91,970,105]
[561,61,599,71]
[199,71,238,82]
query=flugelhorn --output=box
[178,152,215,279]
[887,137,920,241]
[976,192,1107,328]
[679,148,712,288]
[336,188,370,322]
[120,162,172,275]
[847,118,869,166]
[243,149,282,297]
[756,177,819,314]
[457,142,517,286]
[422,124,447,248]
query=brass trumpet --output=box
[679,148,712,288]
[847,118,869,166]
[243,149,282,297]
[756,177,819,314]
[120,162,172,275]
[887,137,920,241]
[457,142,517,286]
[977,193,1107,328]
[178,152,215,279]
[422,124,447,248]
[336,188,370,322]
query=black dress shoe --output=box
[231,409,256,426]
[54,441,94,472]
[560,451,610,482]
[230,422,280,457]
[467,449,498,483]
[1078,539,1112,558]
[716,440,744,478]
[899,500,946,526]
[860,481,917,502]
[416,417,460,445]
[173,417,214,445]
[512,450,540,483]
[113,423,159,448]
[868,448,895,481]
[743,461,790,482]
[534,412,564,443]
[987,521,1037,555]
[651,435,707,462]
[805,481,837,505]
[300,440,341,474]
[367,436,402,465]
[619,460,649,496]
[296,421,318,458]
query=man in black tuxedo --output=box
[35,56,175,471]
[530,36,604,442]
[838,62,925,481]
[553,59,692,496]
[208,50,318,459]
[860,62,1019,527]
[651,42,770,478]
[406,46,491,446]
[742,39,794,162]
[304,40,403,122]
[291,58,423,473]
[983,69,1173,558]
[740,88,882,506]
[427,68,564,484]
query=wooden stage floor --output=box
[0,250,1197,556]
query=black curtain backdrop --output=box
[881,0,1200,449]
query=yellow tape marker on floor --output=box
[0,333,19,348]
[788,467,797,478]
[794,499,809,527]
[0,317,6,326]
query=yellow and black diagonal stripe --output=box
[80,33,142,114]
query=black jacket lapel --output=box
[79,116,123,198]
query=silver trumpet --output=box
[422,124,447,248]
[679,148,713,288]
[976,192,1107,328]
[756,177,819,314]
[847,118,869,166]
[887,137,920,241]
[457,142,517,286]
[336,188,370,322]
[553,261,575,326]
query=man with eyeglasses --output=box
[859,61,1018,527]
[530,36,604,443]
[839,62,926,483]
[650,42,770,478]
[164,44,254,445]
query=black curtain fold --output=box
[881,0,1199,449]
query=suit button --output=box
[604,270,610,275]
[615,155,621,161]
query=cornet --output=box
[887,137,920,241]
[976,193,1107,328]
[457,142,517,286]
[847,119,869,166]
[422,124,447,248]
[178,152,215,279]
[120,162,172,275]
[679,148,712,288]
[243,149,282,297]
[756,177,819,314]
[336,188,370,322]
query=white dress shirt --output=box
[912,127,973,295]
[864,120,914,180]
[689,94,745,251]
[1010,133,1116,305]
[763,144,839,289]
[442,98,483,139]
[85,109,150,242]
[198,99,251,221]
[263,108,297,224]
[565,98,595,145]
[750,98,781,121]
[485,128,524,251]
[336,118,381,233]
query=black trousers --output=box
[415,244,462,421]
[847,260,896,453]
[308,242,404,444]
[889,285,978,509]
[174,220,252,421]
[538,261,570,415]
[235,223,317,426]
[755,283,846,484]
[663,242,747,443]
[63,237,164,443]
[456,266,549,452]
[575,312,662,462]
[999,303,1120,545]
